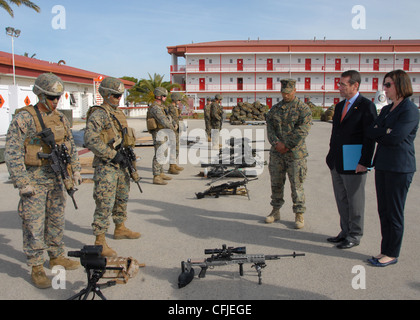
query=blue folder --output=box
[343,144,362,171]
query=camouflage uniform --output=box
[5,75,81,268]
[210,95,224,148]
[85,104,131,235]
[147,96,176,176]
[204,99,212,139]
[168,93,183,161]
[266,79,312,218]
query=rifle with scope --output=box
[178,244,305,288]
[37,128,79,210]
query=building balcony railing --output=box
[171,63,420,74]
[183,83,420,93]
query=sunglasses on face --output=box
[46,95,60,101]
[383,82,393,88]
[112,94,123,99]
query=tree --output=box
[127,73,181,105]
[0,0,41,17]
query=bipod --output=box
[67,267,121,300]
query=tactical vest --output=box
[17,105,71,166]
[86,105,136,149]
[146,103,166,132]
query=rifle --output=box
[117,129,143,194]
[112,122,143,194]
[195,178,257,200]
[178,244,305,288]
[37,128,78,210]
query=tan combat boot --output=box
[265,208,280,224]
[168,164,180,175]
[174,164,184,171]
[49,256,80,270]
[114,223,141,240]
[31,265,52,289]
[153,175,168,185]
[295,213,304,229]
[95,233,117,257]
[160,173,172,181]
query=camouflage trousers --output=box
[152,130,178,175]
[269,151,307,214]
[92,164,130,235]
[18,178,66,267]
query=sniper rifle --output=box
[178,244,305,288]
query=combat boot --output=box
[265,208,280,224]
[95,234,117,257]
[114,223,141,240]
[49,256,80,270]
[153,175,168,185]
[160,173,172,180]
[168,164,180,175]
[31,265,52,289]
[295,213,304,229]
[174,164,184,171]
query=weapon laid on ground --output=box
[195,178,257,200]
[37,128,78,209]
[178,244,305,288]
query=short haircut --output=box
[383,69,413,99]
[341,70,361,88]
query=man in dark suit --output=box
[326,70,377,249]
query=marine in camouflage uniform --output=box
[5,73,82,289]
[84,77,140,258]
[146,87,176,185]
[204,98,212,141]
[168,92,185,174]
[210,94,224,149]
[265,79,312,229]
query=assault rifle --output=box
[195,178,257,200]
[37,128,78,210]
[178,244,305,288]
[118,129,143,194]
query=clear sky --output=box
[1,0,420,81]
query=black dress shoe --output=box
[337,239,359,249]
[327,236,345,243]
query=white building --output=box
[0,51,134,135]
[167,40,420,110]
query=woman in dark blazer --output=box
[367,70,419,267]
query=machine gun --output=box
[178,244,305,288]
[37,128,78,210]
[195,178,257,200]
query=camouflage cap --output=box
[215,94,222,100]
[33,73,64,97]
[281,79,296,93]
[99,77,125,97]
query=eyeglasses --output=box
[46,95,60,101]
[383,82,393,88]
[112,94,123,99]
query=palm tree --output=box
[1,0,40,17]
[132,73,182,105]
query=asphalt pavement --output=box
[0,118,419,302]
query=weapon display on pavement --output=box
[178,244,305,288]
[37,128,79,209]
[195,178,257,200]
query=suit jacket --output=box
[326,94,377,174]
[366,98,419,173]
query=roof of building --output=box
[167,39,420,56]
[0,51,135,88]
